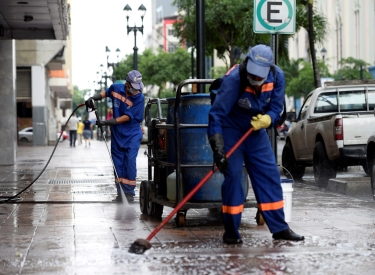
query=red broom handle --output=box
[146,127,254,242]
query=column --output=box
[0,40,16,165]
[32,65,47,146]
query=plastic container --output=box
[281,179,294,223]
[167,171,177,200]
[166,94,249,201]
[166,170,183,201]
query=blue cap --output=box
[126,70,144,90]
[246,44,274,78]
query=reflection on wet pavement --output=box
[0,141,374,274]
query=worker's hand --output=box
[209,133,228,174]
[250,114,271,131]
[85,94,102,111]
[97,118,116,126]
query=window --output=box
[338,90,366,111]
[168,43,178,53]
[368,90,375,111]
[314,90,368,114]
[298,95,313,120]
[168,28,176,36]
[314,92,338,113]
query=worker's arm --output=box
[99,115,130,126]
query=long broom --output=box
[128,127,254,254]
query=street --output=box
[0,139,374,274]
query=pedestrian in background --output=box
[83,116,92,147]
[85,70,144,203]
[106,108,113,138]
[77,118,84,145]
[207,44,304,244]
[68,113,79,147]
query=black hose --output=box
[0,103,86,204]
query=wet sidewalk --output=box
[0,140,375,274]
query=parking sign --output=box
[254,0,295,34]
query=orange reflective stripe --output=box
[121,178,136,186]
[225,64,239,76]
[245,86,256,95]
[261,83,274,92]
[111,92,133,107]
[222,204,244,215]
[125,98,133,107]
[258,200,284,211]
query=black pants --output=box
[70,130,77,146]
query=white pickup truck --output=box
[282,80,375,187]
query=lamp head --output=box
[138,4,147,19]
[123,4,132,20]
[321,47,327,59]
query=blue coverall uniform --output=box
[105,83,144,196]
[207,64,289,240]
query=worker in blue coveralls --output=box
[207,44,304,244]
[85,70,144,203]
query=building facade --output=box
[0,0,71,165]
[288,0,375,75]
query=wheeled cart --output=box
[139,79,262,227]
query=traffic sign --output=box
[254,0,295,34]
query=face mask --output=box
[127,85,138,94]
[247,75,266,86]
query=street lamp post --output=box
[123,4,146,70]
[106,46,121,70]
[97,47,120,139]
[321,47,327,62]
[94,72,104,141]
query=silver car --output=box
[141,120,148,144]
[18,127,33,143]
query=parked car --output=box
[366,131,375,201]
[57,130,68,142]
[18,127,33,143]
[276,122,289,140]
[141,120,148,144]
[282,80,375,187]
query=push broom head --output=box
[128,238,152,254]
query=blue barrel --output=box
[166,94,248,202]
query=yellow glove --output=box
[251,114,271,131]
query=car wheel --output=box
[281,142,305,180]
[362,162,370,176]
[313,141,336,188]
[369,152,375,201]
[20,137,28,143]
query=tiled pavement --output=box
[0,140,375,274]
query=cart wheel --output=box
[139,181,148,214]
[153,203,164,220]
[175,211,186,227]
[255,209,265,225]
[146,182,155,216]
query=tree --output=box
[173,0,267,68]
[333,57,373,80]
[285,60,330,98]
[307,0,320,88]
[279,58,304,86]
[114,48,192,98]
[173,0,328,69]
[113,55,134,82]
[72,86,90,118]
